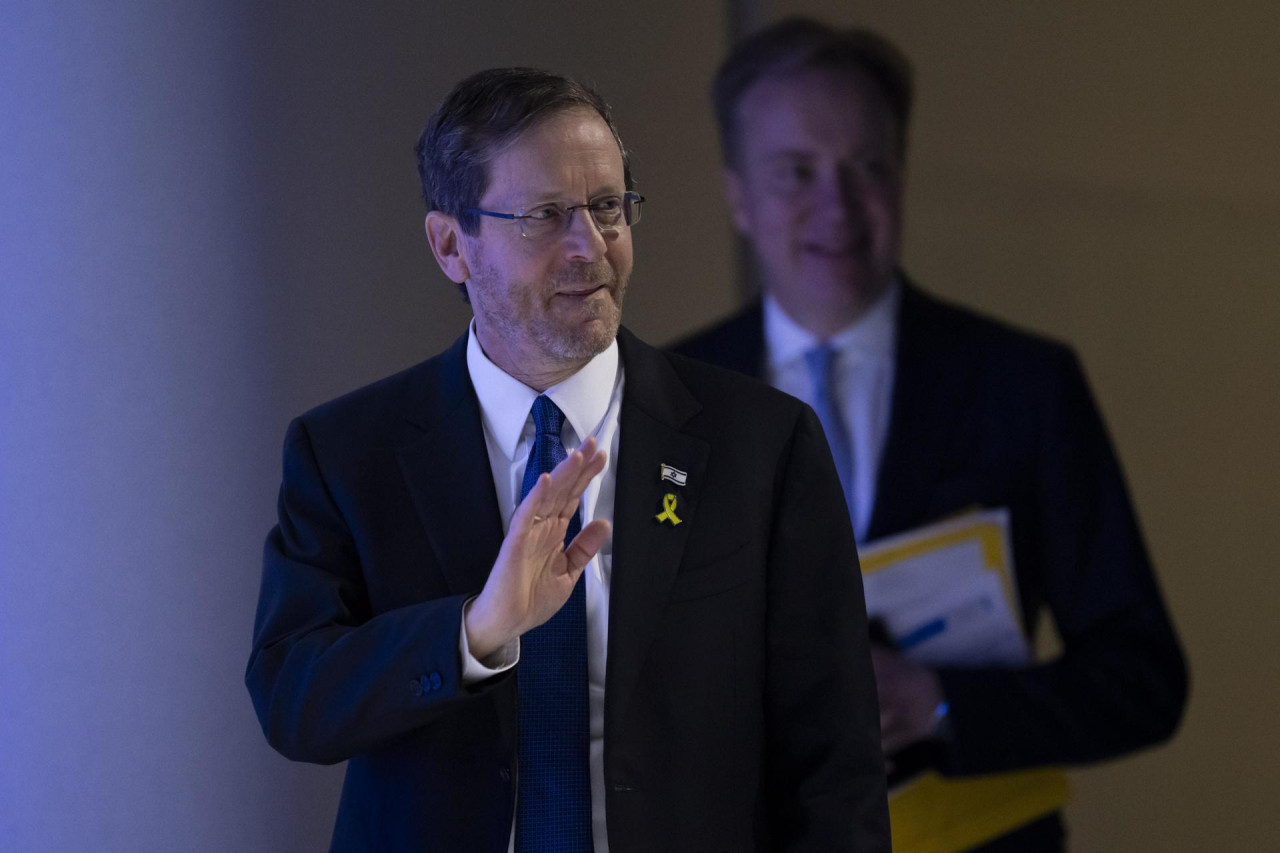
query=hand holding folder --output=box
[860,509,1071,853]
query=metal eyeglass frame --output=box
[464,191,644,239]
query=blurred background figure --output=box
[673,18,1187,851]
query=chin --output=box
[815,264,892,302]
[542,316,619,362]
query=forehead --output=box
[734,68,897,159]
[481,107,625,204]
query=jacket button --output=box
[499,767,512,782]
[408,679,423,697]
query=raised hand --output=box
[464,436,610,660]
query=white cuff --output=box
[459,597,519,684]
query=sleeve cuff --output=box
[459,596,519,684]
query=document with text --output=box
[860,507,1027,667]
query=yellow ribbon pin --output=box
[654,493,683,526]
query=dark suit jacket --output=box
[246,327,890,852]
[671,283,1188,850]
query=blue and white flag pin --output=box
[660,464,688,487]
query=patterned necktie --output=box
[804,344,856,529]
[515,395,593,852]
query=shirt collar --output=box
[466,321,620,460]
[764,277,901,370]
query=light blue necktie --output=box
[804,344,856,529]
[515,395,593,852]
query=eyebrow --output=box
[496,187,626,207]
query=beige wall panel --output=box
[251,2,735,417]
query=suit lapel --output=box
[395,330,722,742]
[606,329,710,738]
[867,282,979,540]
[397,333,505,598]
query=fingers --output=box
[882,732,910,756]
[520,436,607,523]
[879,694,913,755]
[563,519,611,576]
[567,436,607,506]
[870,645,897,675]
[873,652,945,755]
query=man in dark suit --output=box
[246,67,889,852]
[672,20,1187,852]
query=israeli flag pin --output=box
[660,464,688,487]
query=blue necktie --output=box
[804,344,856,530]
[515,395,593,852]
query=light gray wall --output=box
[1,4,298,850]
[0,3,730,850]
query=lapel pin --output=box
[659,464,688,487]
[655,493,683,526]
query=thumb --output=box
[562,519,612,577]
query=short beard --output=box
[468,257,629,368]
[534,262,627,360]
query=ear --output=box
[722,167,752,235]
[424,211,471,284]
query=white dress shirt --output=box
[458,321,623,853]
[763,281,900,542]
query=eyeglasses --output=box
[464,191,645,239]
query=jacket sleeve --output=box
[936,350,1188,774]
[767,406,892,851]
[244,417,507,765]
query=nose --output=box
[818,167,864,224]
[560,207,610,262]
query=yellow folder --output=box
[860,510,1071,852]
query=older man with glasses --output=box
[246,67,890,853]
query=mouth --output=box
[556,284,608,298]
[802,233,869,259]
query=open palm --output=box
[465,436,610,659]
